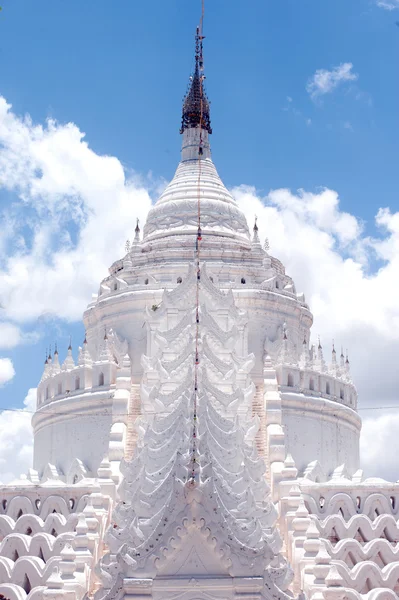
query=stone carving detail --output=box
[143,160,250,242]
[93,263,293,600]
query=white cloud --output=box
[0,97,153,324]
[0,322,21,348]
[307,63,358,99]
[376,0,399,8]
[0,388,35,483]
[361,413,399,481]
[0,357,15,386]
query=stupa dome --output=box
[143,154,250,243]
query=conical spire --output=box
[252,216,260,243]
[134,218,140,243]
[300,335,309,368]
[52,343,61,374]
[180,26,212,135]
[78,333,92,367]
[62,339,75,371]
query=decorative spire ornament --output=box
[345,351,350,375]
[253,215,260,243]
[63,338,75,371]
[134,218,140,243]
[180,27,212,135]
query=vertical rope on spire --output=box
[190,0,206,487]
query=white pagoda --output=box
[0,26,398,600]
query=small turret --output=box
[314,337,326,372]
[52,342,61,374]
[62,338,75,371]
[252,216,260,244]
[98,328,114,363]
[41,348,50,381]
[332,342,337,364]
[278,324,290,363]
[345,352,351,378]
[134,218,140,243]
[300,335,309,368]
[340,347,345,369]
[78,333,93,367]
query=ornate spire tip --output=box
[180,27,212,135]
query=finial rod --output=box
[180,17,212,135]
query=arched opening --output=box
[241,277,246,284]
[98,372,105,386]
[113,282,118,291]
[309,378,315,391]
[340,388,344,400]
[57,382,62,395]
[35,499,40,510]
[287,373,294,387]
[177,277,182,284]
[275,281,279,289]
[144,278,149,285]
[2,499,7,511]
[75,376,80,391]
[26,527,32,536]
[326,382,330,395]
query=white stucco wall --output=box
[281,393,361,476]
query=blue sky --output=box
[0,0,399,479]
[1,0,397,221]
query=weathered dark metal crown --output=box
[180,27,212,135]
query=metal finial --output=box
[180,27,212,135]
[104,327,108,341]
[253,216,258,232]
[48,344,52,359]
[68,336,72,351]
[54,342,58,355]
[135,218,140,233]
[332,341,336,354]
[45,348,48,364]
